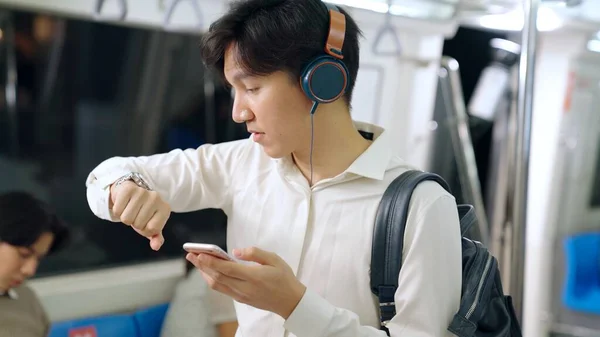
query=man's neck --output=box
[292,105,372,186]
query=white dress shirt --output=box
[86,122,462,337]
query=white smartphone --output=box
[183,243,239,262]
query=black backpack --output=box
[370,170,522,337]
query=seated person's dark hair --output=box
[0,191,69,253]
[200,0,363,104]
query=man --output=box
[85,1,462,336]
[0,191,69,337]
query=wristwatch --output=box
[114,172,152,191]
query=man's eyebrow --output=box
[226,71,254,85]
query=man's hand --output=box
[187,247,307,319]
[110,181,171,251]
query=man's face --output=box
[224,45,313,158]
[0,232,53,292]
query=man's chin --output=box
[0,282,9,293]
[260,145,288,159]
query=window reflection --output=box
[0,10,246,277]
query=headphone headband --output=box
[299,2,349,105]
[323,3,346,60]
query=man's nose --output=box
[232,108,255,124]
[21,258,38,278]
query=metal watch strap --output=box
[114,172,152,191]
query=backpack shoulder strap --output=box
[370,170,451,330]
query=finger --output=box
[191,253,252,280]
[111,187,132,218]
[144,208,169,238]
[199,271,244,301]
[149,233,164,251]
[143,208,168,251]
[187,254,232,283]
[189,255,251,296]
[132,201,155,230]
[132,225,164,251]
[120,197,144,227]
[234,247,279,266]
[195,260,223,281]
[110,183,118,207]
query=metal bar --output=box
[371,0,403,57]
[439,58,490,245]
[510,0,540,320]
[2,12,18,156]
[37,20,66,115]
[204,71,216,144]
[163,0,203,31]
[93,0,128,21]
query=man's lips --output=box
[251,132,265,142]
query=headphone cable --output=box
[309,102,319,186]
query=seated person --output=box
[161,264,238,337]
[0,191,69,337]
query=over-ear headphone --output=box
[300,3,349,110]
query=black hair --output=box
[200,0,363,104]
[0,191,69,254]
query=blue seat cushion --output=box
[133,303,170,337]
[562,232,600,314]
[48,314,137,337]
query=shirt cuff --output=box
[85,169,131,221]
[283,288,336,337]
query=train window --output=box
[0,11,247,277]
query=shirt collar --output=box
[276,121,393,181]
[345,121,392,180]
[1,288,19,300]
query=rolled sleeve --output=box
[84,139,252,221]
[85,168,130,221]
